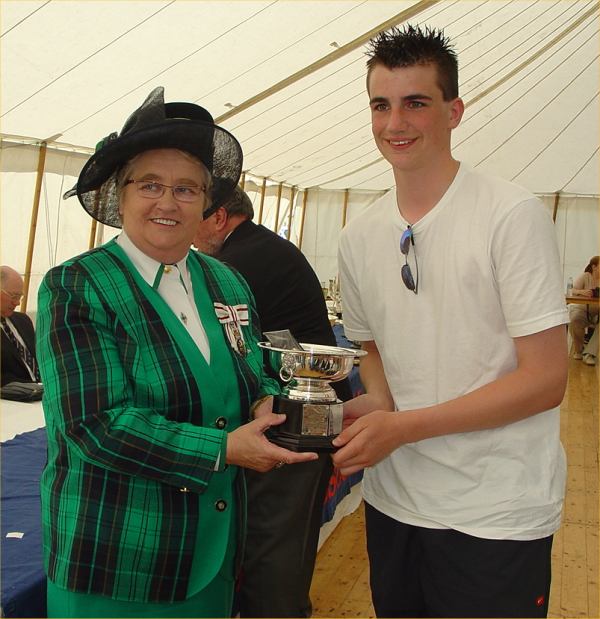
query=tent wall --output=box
[547,194,600,282]
[293,187,386,285]
[0,168,104,317]
[1,159,597,317]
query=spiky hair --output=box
[366,24,459,100]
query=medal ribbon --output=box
[214,303,249,355]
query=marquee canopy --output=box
[1,0,598,311]
[2,0,599,196]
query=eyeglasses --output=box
[1,289,23,302]
[400,226,419,294]
[125,179,206,203]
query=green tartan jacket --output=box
[36,239,279,603]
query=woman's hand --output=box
[226,413,318,472]
[575,288,593,297]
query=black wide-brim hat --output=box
[64,87,242,228]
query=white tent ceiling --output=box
[1,0,599,196]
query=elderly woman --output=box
[36,87,316,618]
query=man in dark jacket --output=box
[1,265,40,387]
[194,187,352,618]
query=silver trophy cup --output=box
[258,342,366,452]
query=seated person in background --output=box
[569,255,599,360]
[194,186,352,618]
[1,265,40,386]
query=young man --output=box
[333,25,569,618]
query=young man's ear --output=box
[448,97,464,129]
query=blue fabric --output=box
[321,467,363,524]
[1,428,47,618]
[320,325,365,524]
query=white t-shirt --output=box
[338,162,569,540]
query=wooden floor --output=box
[310,359,599,618]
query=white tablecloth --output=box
[0,400,45,442]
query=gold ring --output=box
[274,461,286,469]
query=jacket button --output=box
[215,499,227,511]
[215,417,227,429]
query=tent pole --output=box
[87,191,101,249]
[341,189,349,228]
[257,178,267,224]
[298,189,309,250]
[274,182,283,232]
[88,220,98,250]
[552,191,560,223]
[286,186,296,241]
[21,141,48,312]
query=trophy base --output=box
[269,395,342,453]
[266,429,337,452]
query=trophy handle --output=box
[280,367,294,382]
[279,353,296,382]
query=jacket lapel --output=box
[105,242,236,412]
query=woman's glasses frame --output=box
[124,179,206,203]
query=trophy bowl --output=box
[262,342,357,383]
[258,342,366,451]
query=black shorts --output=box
[365,502,553,618]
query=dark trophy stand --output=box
[268,394,343,452]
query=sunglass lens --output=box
[400,229,412,255]
[401,264,415,291]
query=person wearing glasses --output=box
[333,26,568,618]
[36,87,317,619]
[1,265,40,387]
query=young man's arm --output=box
[341,339,394,428]
[332,324,567,475]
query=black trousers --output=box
[365,502,553,618]
[238,453,333,618]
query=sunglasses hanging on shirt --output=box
[400,225,419,294]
